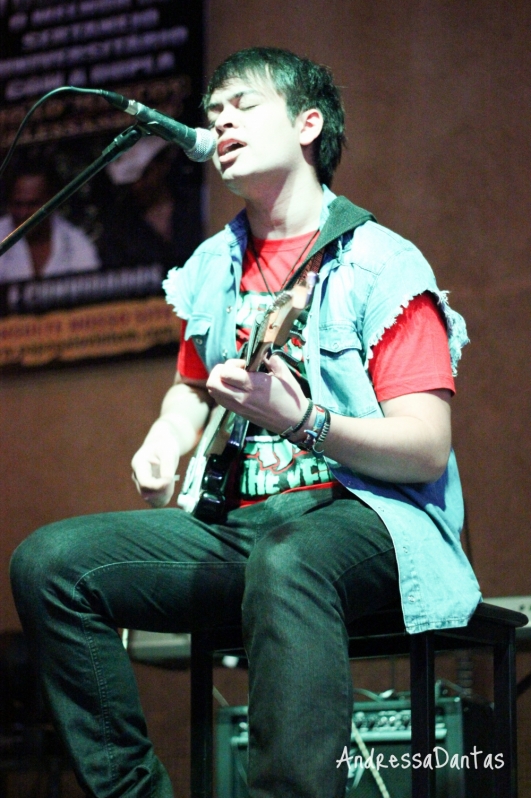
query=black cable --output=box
[0,86,103,183]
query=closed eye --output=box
[207,104,257,128]
[206,89,264,127]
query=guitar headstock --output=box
[246,273,317,371]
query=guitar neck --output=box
[245,287,306,372]
[206,278,318,456]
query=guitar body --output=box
[191,414,248,523]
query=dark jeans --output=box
[10,486,400,798]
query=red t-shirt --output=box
[367,293,455,400]
[177,232,455,400]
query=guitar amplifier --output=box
[216,697,495,798]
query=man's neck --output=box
[243,173,324,240]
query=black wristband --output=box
[279,399,314,439]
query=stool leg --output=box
[190,631,214,798]
[410,631,436,798]
[493,629,518,798]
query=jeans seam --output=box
[75,579,117,783]
[334,599,354,788]
[72,559,243,589]
[69,561,244,609]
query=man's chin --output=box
[219,170,247,197]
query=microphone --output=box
[97,89,216,162]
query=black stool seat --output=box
[190,601,527,798]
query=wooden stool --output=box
[189,602,527,798]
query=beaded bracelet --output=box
[279,399,314,439]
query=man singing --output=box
[11,47,480,798]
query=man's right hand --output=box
[131,429,181,508]
[131,375,211,508]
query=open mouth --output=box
[218,140,245,160]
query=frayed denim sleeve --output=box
[162,230,230,321]
[353,226,469,377]
[364,287,469,378]
[435,292,470,376]
[163,261,194,321]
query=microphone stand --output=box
[0,125,146,257]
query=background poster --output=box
[0,0,205,368]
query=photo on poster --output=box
[0,0,205,368]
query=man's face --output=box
[206,76,308,197]
[8,174,51,228]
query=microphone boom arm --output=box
[97,89,216,162]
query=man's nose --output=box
[215,107,238,132]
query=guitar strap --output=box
[284,195,376,291]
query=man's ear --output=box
[298,108,324,147]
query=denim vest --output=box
[164,187,481,633]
